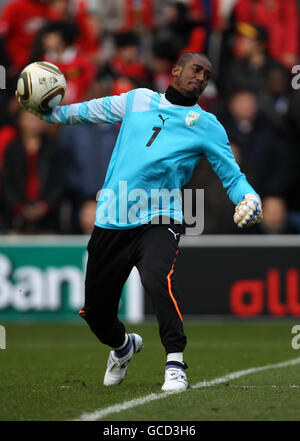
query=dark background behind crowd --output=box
[0,0,300,235]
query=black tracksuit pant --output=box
[80,223,186,354]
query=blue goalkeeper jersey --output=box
[45,88,258,229]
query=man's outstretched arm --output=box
[204,115,263,229]
[16,91,128,125]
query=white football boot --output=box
[103,333,143,386]
[161,364,188,392]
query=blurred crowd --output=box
[1,0,300,235]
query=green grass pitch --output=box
[0,320,300,421]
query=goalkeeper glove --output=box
[15,90,45,120]
[234,193,263,228]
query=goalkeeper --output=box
[17,52,262,392]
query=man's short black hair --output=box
[176,52,210,68]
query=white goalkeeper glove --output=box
[234,193,263,228]
[15,90,45,120]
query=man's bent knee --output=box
[78,308,125,347]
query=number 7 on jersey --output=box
[146,127,161,147]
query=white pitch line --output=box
[75,356,300,421]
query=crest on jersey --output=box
[185,110,200,127]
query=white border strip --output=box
[180,235,300,247]
[75,356,300,421]
[1,235,300,247]
[0,235,89,247]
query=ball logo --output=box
[185,111,200,127]
[39,76,58,86]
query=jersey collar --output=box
[165,85,198,107]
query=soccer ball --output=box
[17,61,66,113]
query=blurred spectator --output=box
[32,21,96,103]
[154,2,207,58]
[58,123,117,233]
[286,89,300,151]
[73,3,104,65]
[48,1,108,67]
[232,0,299,68]
[216,87,293,200]
[150,39,178,92]
[281,88,300,217]
[97,31,149,93]
[223,23,283,95]
[50,0,71,16]
[110,77,139,95]
[100,0,154,33]
[2,109,64,233]
[217,0,238,25]
[0,96,18,156]
[259,65,294,139]
[222,22,294,139]
[0,96,20,231]
[197,79,219,112]
[188,0,223,32]
[79,199,97,234]
[0,0,63,74]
